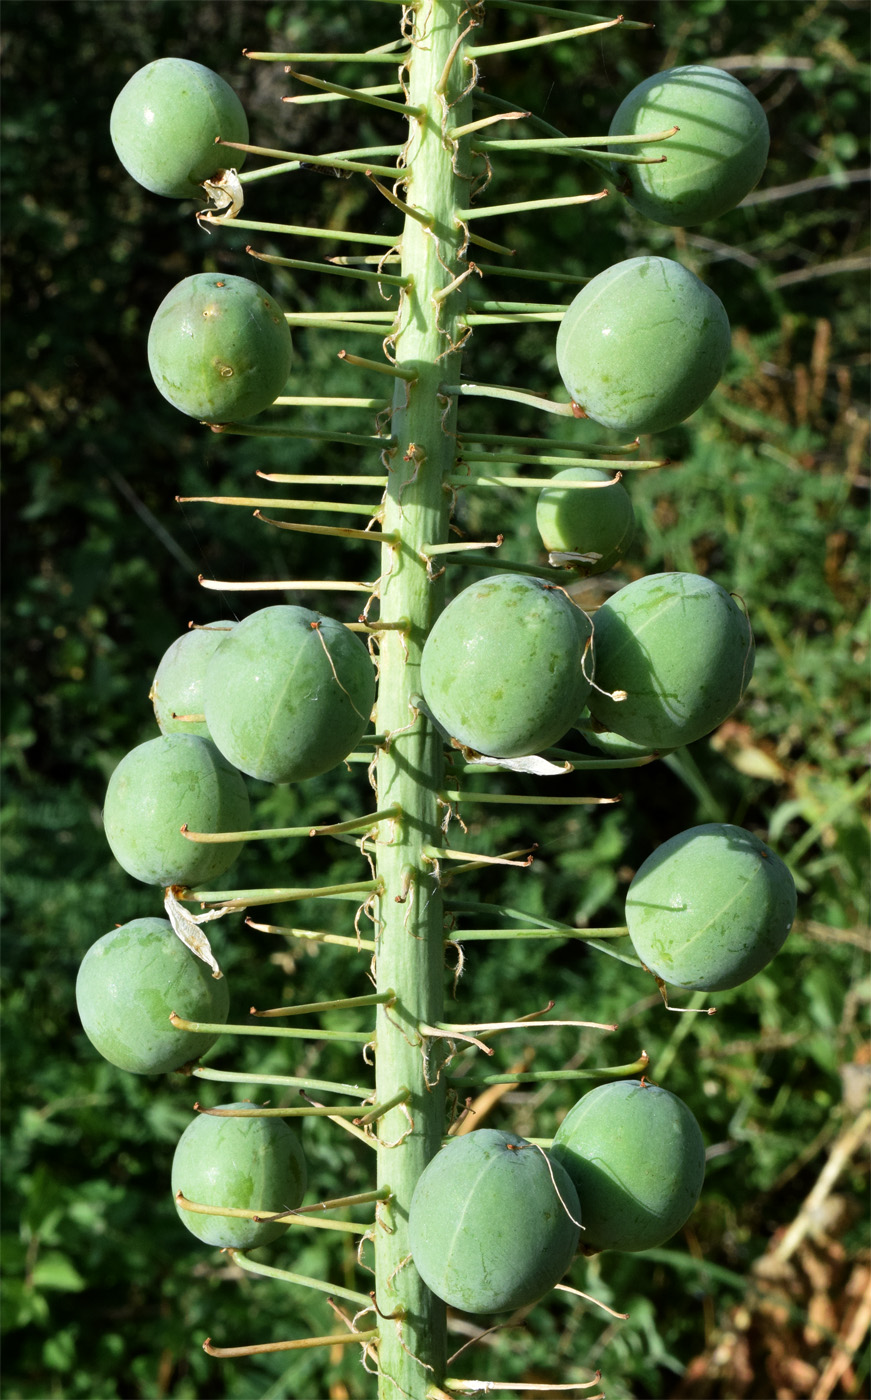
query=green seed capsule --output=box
[150,621,236,739]
[587,571,754,750]
[421,573,593,758]
[625,822,797,991]
[580,726,667,760]
[102,733,250,887]
[536,467,635,575]
[76,918,229,1074]
[172,1107,307,1250]
[409,1130,580,1313]
[551,1080,705,1252]
[556,257,731,436]
[147,274,293,424]
[110,57,248,200]
[609,66,769,227]
[203,604,376,784]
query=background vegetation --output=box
[2,1,868,1397]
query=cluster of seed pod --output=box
[77,13,796,1394]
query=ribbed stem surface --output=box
[373,3,472,1395]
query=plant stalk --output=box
[371,3,474,1394]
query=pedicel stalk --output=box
[79,4,797,1397]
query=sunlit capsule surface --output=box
[609,65,769,226]
[111,57,248,199]
[556,257,730,435]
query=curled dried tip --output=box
[368,1291,402,1321]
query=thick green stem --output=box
[371,3,473,1395]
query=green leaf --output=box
[31,1251,86,1293]
[43,1326,78,1371]
[0,1278,50,1333]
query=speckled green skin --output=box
[536,467,636,575]
[76,918,229,1074]
[610,66,769,227]
[147,274,293,423]
[408,1130,580,1314]
[110,57,248,199]
[203,605,376,784]
[556,257,730,435]
[150,621,235,738]
[102,733,250,886]
[625,823,797,991]
[587,571,754,749]
[420,573,593,758]
[172,1106,307,1249]
[551,1081,705,1253]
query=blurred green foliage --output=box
[2,1,868,1397]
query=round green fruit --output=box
[409,1130,580,1313]
[556,257,730,435]
[551,1080,705,1253]
[625,822,797,991]
[536,468,635,575]
[76,918,229,1074]
[609,66,769,227]
[151,621,236,738]
[147,274,293,424]
[579,725,667,760]
[111,58,248,200]
[420,573,593,758]
[172,1107,307,1249]
[587,572,754,749]
[103,733,250,886]
[203,605,376,784]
